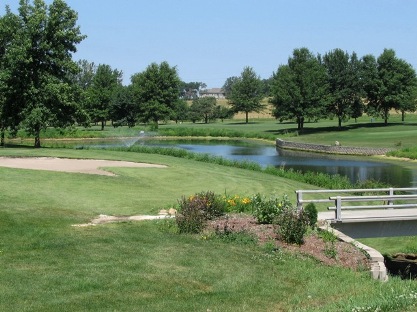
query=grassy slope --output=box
[1,148,417,311]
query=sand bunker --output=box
[0,157,167,176]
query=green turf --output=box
[1,124,417,310]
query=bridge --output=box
[296,187,417,281]
[296,188,417,239]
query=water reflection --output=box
[75,138,416,187]
[150,140,414,187]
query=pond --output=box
[75,137,417,188]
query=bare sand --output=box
[0,157,167,176]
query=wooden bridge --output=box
[296,188,417,238]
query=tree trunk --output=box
[338,117,342,129]
[0,128,4,147]
[402,111,405,122]
[101,120,105,131]
[34,129,41,148]
[245,112,249,124]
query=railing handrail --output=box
[296,188,417,208]
[296,188,417,222]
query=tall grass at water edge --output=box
[80,144,388,190]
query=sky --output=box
[2,0,417,88]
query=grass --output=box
[2,113,417,310]
[1,148,417,310]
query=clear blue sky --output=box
[2,0,417,88]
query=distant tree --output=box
[226,67,264,123]
[131,61,181,127]
[190,96,217,123]
[74,59,96,90]
[270,48,329,130]
[214,105,234,122]
[362,49,417,124]
[323,49,364,128]
[261,77,273,97]
[0,0,86,147]
[222,76,239,98]
[171,99,189,123]
[110,85,136,127]
[86,64,122,130]
[351,98,364,122]
[180,81,206,100]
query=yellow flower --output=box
[242,198,251,204]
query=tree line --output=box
[1,1,417,147]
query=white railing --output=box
[296,188,417,222]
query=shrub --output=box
[304,203,318,228]
[176,191,225,234]
[275,205,309,245]
[251,193,282,224]
[214,218,257,245]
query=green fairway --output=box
[1,148,417,311]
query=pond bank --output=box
[276,138,394,156]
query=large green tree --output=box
[110,85,137,128]
[226,66,264,124]
[86,64,122,130]
[323,49,363,128]
[270,48,329,130]
[0,6,19,146]
[362,49,417,124]
[131,61,181,127]
[0,0,85,147]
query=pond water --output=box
[76,138,417,188]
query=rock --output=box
[168,208,177,215]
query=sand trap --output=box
[0,157,167,176]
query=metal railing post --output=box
[388,188,394,206]
[336,196,342,222]
[296,191,303,211]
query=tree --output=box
[270,48,329,130]
[0,6,20,146]
[131,61,181,127]
[362,49,417,124]
[86,64,122,130]
[222,76,239,98]
[74,59,96,90]
[0,0,85,147]
[190,96,217,124]
[214,105,234,122]
[323,49,363,128]
[180,81,206,100]
[110,85,136,127]
[171,99,189,123]
[226,66,264,124]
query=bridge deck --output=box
[318,208,417,223]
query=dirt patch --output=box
[207,214,370,271]
[73,211,369,271]
[0,157,167,176]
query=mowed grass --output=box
[1,148,417,311]
[157,112,417,149]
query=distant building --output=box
[200,88,226,99]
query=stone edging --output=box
[319,222,388,281]
[276,138,393,156]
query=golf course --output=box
[1,116,417,311]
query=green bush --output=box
[176,191,225,234]
[304,202,318,228]
[251,193,282,224]
[275,205,309,245]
